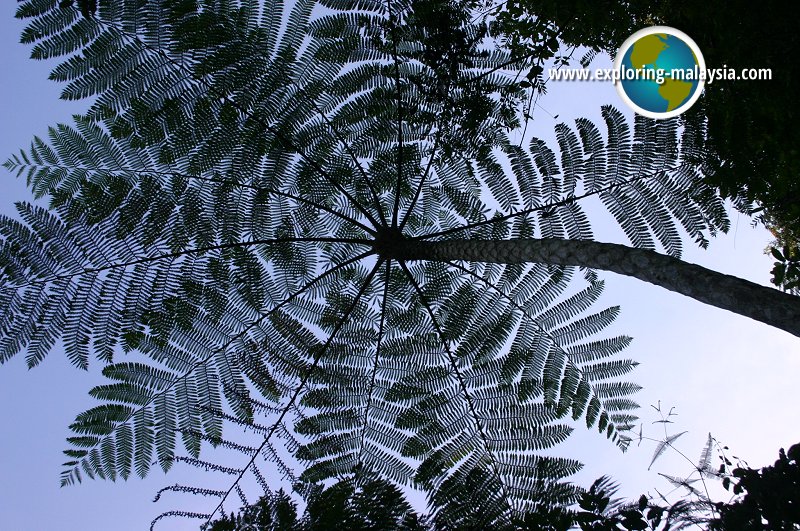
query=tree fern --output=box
[3,0,786,527]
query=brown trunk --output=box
[400,238,800,338]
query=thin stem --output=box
[356,259,392,470]
[187,172,377,235]
[307,100,389,227]
[461,51,537,87]
[640,432,720,518]
[413,171,661,241]
[386,0,405,228]
[216,92,383,231]
[14,236,371,289]
[204,258,384,525]
[64,249,376,486]
[12,162,376,236]
[95,20,383,229]
[518,46,577,147]
[399,130,441,232]
[443,259,631,446]
[469,0,510,23]
[398,259,515,523]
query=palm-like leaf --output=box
[1,0,729,526]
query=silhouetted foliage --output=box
[209,489,298,531]
[767,227,800,294]
[204,473,711,531]
[207,477,427,531]
[59,0,97,19]
[711,442,800,530]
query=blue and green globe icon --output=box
[614,27,705,119]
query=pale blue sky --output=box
[0,3,798,530]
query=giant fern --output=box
[0,0,745,527]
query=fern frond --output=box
[4,0,736,526]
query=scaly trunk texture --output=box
[401,238,800,338]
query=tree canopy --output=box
[207,439,800,530]
[712,442,800,530]
[1,0,798,528]
[490,0,800,270]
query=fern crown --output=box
[0,0,727,526]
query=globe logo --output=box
[614,27,705,119]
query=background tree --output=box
[201,430,796,530]
[767,224,800,295]
[206,476,427,531]
[203,472,719,530]
[207,489,299,531]
[1,0,797,528]
[488,0,800,281]
[711,442,800,530]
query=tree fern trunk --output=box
[402,238,800,338]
